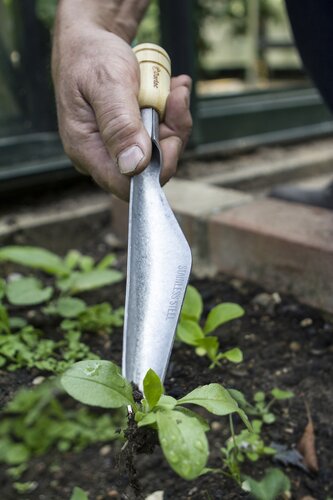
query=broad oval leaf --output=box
[242,467,291,500]
[0,246,68,276]
[70,486,89,500]
[203,303,244,335]
[181,285,203,321]
[177,384,252,431]
[156,395,177,410]
[143,369,163,409]
[61,360,134,408]
[6,277,53,306]
[223,347,243,363]
[227,389,249,409]
[271,388,294,400]
[136,412,158,428]
[156,408,209,480]
[58,269,123,294]
[176,320,204,346]
[56,297,86,318]
[177,383,239,416]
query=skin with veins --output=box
[52,0,192,200]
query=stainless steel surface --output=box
[122,108,192,390]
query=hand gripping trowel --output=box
[122,43,192,390]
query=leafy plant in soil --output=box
[0,304,98,372]
[217,387,294,495]
[44,297,124,335]
[221,418,276,484]
[231,387,294,425]
[0,247,125,372]
[61,359,251,480]
[0,379,122,472]
[0,246,123,297]
[176,285,244,367]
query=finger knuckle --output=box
[100,111,139,151]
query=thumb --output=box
[90,82,152,175]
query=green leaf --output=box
[203,303,244,335]
[156,409,209,480]
[1,441,30,465]
[242,468,291,500]
[143,369,163,410]
[97,254,116,270]
[222,347,243,363]
[156,395,177,410]
[6,278,53,306]
[263,413,276,424]
[55,297,86,318]
[271,388,294,400]
[178,384,239,416]
[13,481,37,494]
[181,285,203,321]
[9,317,28,330]
[61,360,134,408]
[196,337,219,360]
[136,412,157,428]
[64,250,81,270]
[70,486,89,500]
[0,246,68,276]
[57,269,123,294]
[176,320,204,346]
[78,256,94,272]
[227,389,249,409]
[254,391,265,403]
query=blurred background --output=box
[1,0,333,192]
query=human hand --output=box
[52,1,192,200]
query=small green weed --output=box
[0,304,97,372]
[44,297,124,335]
[177,285,244,367]
[61,360,251,480]
[0,246,123,302]
[0,380,121,471]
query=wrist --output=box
[55,0,149,43]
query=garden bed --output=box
[0,231,332,500]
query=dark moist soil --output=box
[1,240,333,500]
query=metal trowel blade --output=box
[122,113,192,390]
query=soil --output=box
[1,235,333,500]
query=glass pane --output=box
[197,0,306,96]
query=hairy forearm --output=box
[55,0,150,42]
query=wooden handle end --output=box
[133,43,171,119]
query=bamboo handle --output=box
[133,43,171,120]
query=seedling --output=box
[176,285,244,367]
[61,359,251,480]
[0,246,123,300]
[230,388,294,424]
[221,419,276,484]
[44,297,124,335]
[219,388,294,493]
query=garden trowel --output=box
[122,44,192,390]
